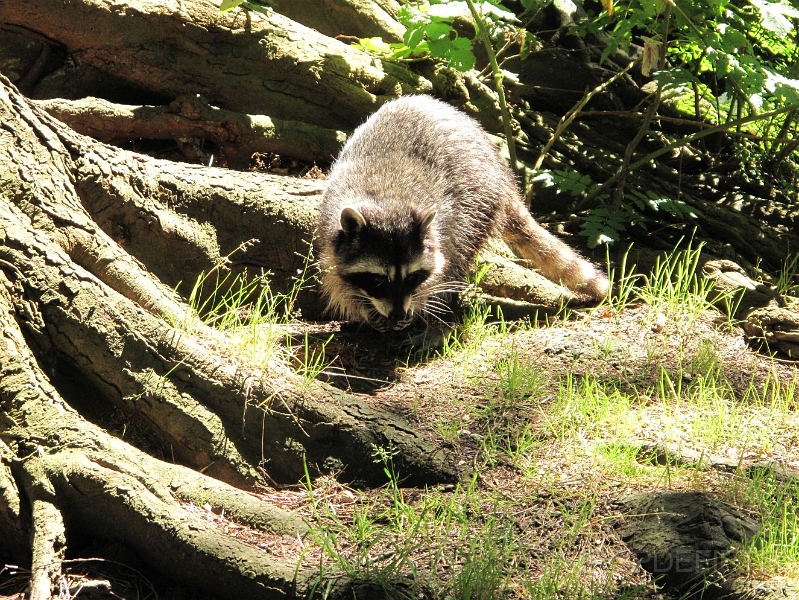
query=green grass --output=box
[298,349,797,597]
[171,248,340,383]
[302,458,637,600]
[495,350,548,403]
[776,252,799,297]
[635,239,716,321]
[290,331,335,390]
[732,467,799,577]
[174,266,295,362]
[181,239,798,597]
[593,442,650,478]
[544,373,638,443]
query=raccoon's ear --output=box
[418,208,437,230]
[340,207,367,235]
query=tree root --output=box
[0,441,27,564]
[0,274,332,598]
[2,73,458,491]
[35,95,348,170]
[28,499,66,600]
[702,259,799,359]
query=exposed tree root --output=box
[35,95,347,169]
[0,0,429,129]
[28,499,66,600]
[0,272,326,598]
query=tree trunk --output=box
[0,73,462,596]
[0,0,429,129]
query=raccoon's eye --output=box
[344,273,389,296]
[404,270,431,290]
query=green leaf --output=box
[404,24,427,49]
[717,28,749,55]
[446,37,476,71]
[531,170,598,197]
[219,0,247,12]
[750,0,799,37]
[629,190,702,220]
[424,21,454,41]
[357,37,394,54]
[579,208,630,248]
[765,71,799,103]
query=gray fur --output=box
[315,95,608,337]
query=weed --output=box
[776,252,799,297]
[545,374,635,442]
[173,245,327,383]
[744,369,797,412]
[594,442,649,478]
[495,350,547,403]
[290,332,335,390]
[503,424,544,469]
[689,339,722,377]
[635,238,715,324]
[732,467,799,577]
[449,516,515,600]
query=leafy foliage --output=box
[346,0,537,72]
[582,0,799,116]
[533,170,707,247]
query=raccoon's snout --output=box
[388,306,409,323]
[369,305,413,332]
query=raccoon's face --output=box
[333,205,444,331]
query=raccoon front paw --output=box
[402,326,451,355]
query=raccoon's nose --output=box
[388,306,407,322]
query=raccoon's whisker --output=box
[424,281,468,294]
[420,298,452,315]
[416,296,454,317]
[420,292,456,307]
[416,306,449,327]
[416,284,463,299]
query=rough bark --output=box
[34,95,348,169]
[0,275,320,598]
[701,259,799,359]
[3,74,461,484]
[269,0,404,42]
[0,0,429,129]
[0,441,27,565]
[0,73,464,595]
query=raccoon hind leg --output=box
[501,199,609,301]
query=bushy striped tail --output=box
[501,200,609,301]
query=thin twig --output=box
[583,101,799,204]
[533,64,634,171]
[464,0,520,178]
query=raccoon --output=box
[315,95,608,347]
